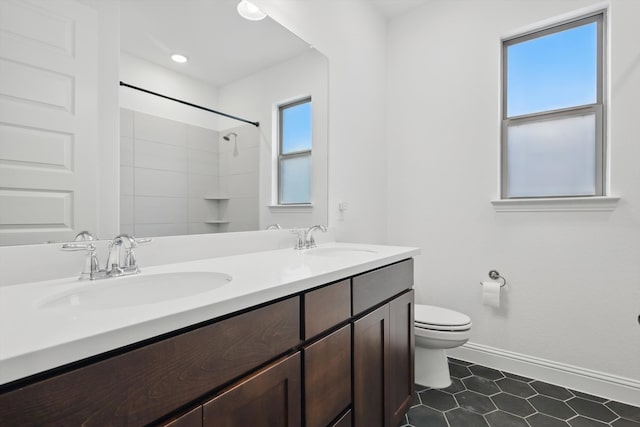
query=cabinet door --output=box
[353,305,390,427]
[304,325,351,427]
[332,410,352,427]
[389,290,415,427]
[202,352,301,427]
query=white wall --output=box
[119,53,220,131]
[254,0,389,243]
[386,0,640,393]
[218,50,328,230]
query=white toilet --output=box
[414,304,472,388]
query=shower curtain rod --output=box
[119,81,260,127]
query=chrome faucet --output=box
[292,225,328,250]
[74,230,96,241]
[61,233,151,280]
[105,234,140,276]
[61,241,101,280]
[304,225,327,249]
[266,224,282,230]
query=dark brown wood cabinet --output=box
[332,409,353,427]
[0,297,300,426]
[304,325,351,427]
[353,288,414,427]
[203,352,301,427]
[162,406,202,427]
[353,304,390,427]
[0,258,414,427]
[389,290,415,427]
[352,259,414,315]
[304,279,350,339]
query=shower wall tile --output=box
[218,130,259,153]
[120,224,134,236]
[226,196,259,232]
[187,126,219,153]
[134,112,187,146]
[219,146,259,176]
[188,174,220,198]
[135,168,187,198]
[120,195,134,226]
[135,223,188,238]
[120,109,134,138]
[135,196,188,224]
[221,172,259,198]
[120,166,134,196]
[188,222,221,235]
[135,139,188,172]
[121,137,134,166]
[187,148,218,175]
[188,198,219,223]
[119,110,263,238]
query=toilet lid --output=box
[415,304,471,328]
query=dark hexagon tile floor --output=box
[400,358,640,427]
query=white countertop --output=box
[0,242,419,385]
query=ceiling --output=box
[120,0,429,88]
[369,0,429,19]
[120,0,311,87]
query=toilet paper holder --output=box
[481,270,507,287]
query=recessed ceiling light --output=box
[171,54,188,64]
[237,0,266,21]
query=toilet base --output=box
[415,346,452,389]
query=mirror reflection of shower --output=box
[223,132,239,157]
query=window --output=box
[278,97,312,204]
[502,13,605,199]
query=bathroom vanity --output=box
[0,243,417,426]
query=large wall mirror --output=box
[0,0,328,246]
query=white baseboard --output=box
[447,342,640,407]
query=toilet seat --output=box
[415,304,472,332]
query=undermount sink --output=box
[39,272,232,310]
[302,247,377,257]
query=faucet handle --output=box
[304,225,327,249]
[74,231,96,241]
[290,229,305,250]
[134,237,152,245]
[124,247,138,270]
[61,242,95,251]
[122,236,150,271]
[61,242,101,279]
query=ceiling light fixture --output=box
[237,0,266,21]
[170,53,188,64]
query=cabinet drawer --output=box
[0,297,300,426]
[352,259,413,315]
[304,279,350,338]
[202,352,301,427]
[304,325,351,427]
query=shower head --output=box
[223,132,238,141]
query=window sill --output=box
[491,196,620,212]
[268,204,314,213]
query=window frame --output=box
[277,96,312,205]
[500,12,606,199]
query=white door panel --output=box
[0,0,98,245]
